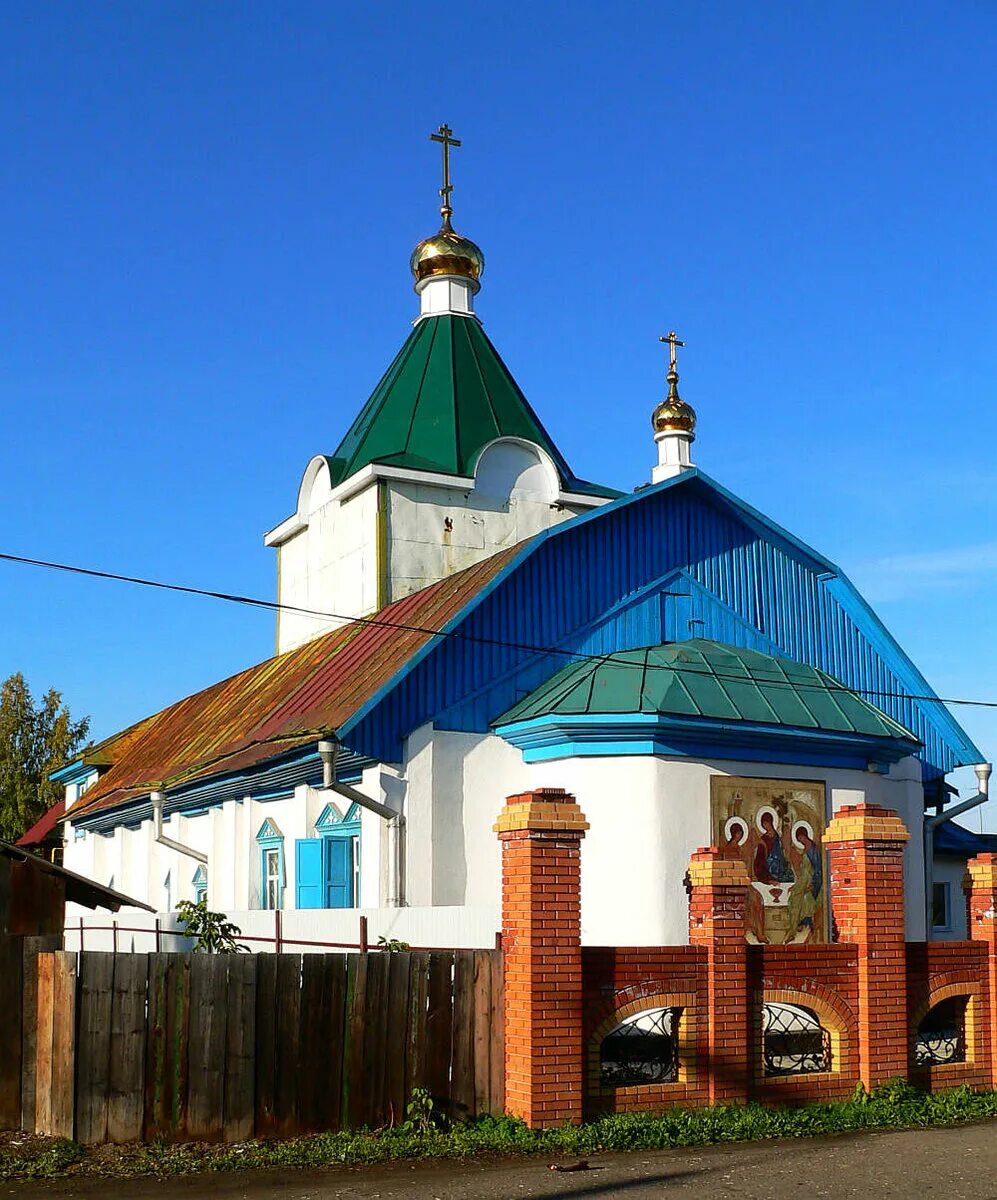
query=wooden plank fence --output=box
[0,934,63,1135]
[1,947,504,1145]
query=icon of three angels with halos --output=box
[711,777,827,945]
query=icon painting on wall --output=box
[710,776,827,945]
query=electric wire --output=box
[2,549,995,712]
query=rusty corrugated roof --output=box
[68,547,519,822]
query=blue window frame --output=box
[295,803,361,910]
[192,865,208,905]
[256,819,285,910]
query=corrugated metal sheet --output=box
[68,547,519,822]
[495,639,919,745]
[341,472,980,778]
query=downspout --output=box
[924,763,992,935]
[151,791,208,865]
[317,739,405,906]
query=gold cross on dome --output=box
[659,330,685,372]
[430,123,462,225]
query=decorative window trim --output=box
[192,865,208,905]
[316,801,362,834]
[256,819,285,910]
[587,991,697,1100]
[754,986,851,1086]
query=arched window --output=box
[763,1002,831,1075]
[599,1007,681,1087]
[256,819,285,910]
[915,996,968,1066]
[192,865,207,905]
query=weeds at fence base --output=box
[3,1081,997,1183]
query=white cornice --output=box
[264,457,612,547]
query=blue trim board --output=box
[51,760,99,785]
[495,711,916,770]
[338,471,980,779]
[71,744,372,833]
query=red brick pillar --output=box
[966,853,997,1086]
[687,848,751,1105]
[823,804,910,1090]
[495,787,588,1128]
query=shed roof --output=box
[496,639,920,745]
[322,315,617,498]
[0,841,153,912]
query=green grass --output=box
[4,1081,997,1183]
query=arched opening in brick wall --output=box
[599,1006,681,1087]
[911,984,980,1070]
[762,1003,830,1076]
[587,990,696,1106]
[756,989,851,1082]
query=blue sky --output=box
[1,3,995,817]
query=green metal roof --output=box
[324,315,618,498]
[496,639,920,743]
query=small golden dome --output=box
[410,222,485,286]
[652,366,696,435]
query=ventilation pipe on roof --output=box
[151,791,208,866]
[317,739,406,907]
[923,763,992,937]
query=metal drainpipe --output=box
[317,739,405,906]
[151,791,208,865]
[923,763,992,936]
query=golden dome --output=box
[652,366,697,435]
[410,222,485,286]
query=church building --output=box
[54,127,989,950]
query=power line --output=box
[2,549,995,712]
[0,549,690,668]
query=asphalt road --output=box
[15,1122,997,1200]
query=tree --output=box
[0,673,90,842]
[175,899,247,953]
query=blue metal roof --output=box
[338,469,982,780]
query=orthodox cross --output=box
[430,123,462,225]
[659,330,685,373]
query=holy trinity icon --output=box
[710,776,827,945]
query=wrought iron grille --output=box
[600,1006,680,1087]
[763,1002,831,1076]
[914,996,967,1067]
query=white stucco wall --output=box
[276,483,380,652]
[63,777,387,916]
[384,477,585,603]
[271,444,601,653]
[62,723,929,951]
[399,725,929,946]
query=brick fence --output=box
[496,790,997,1127]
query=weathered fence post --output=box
[824,803,910,1091]
[34,951,77,1138]
[0,937,24,1129]
[495,787,588,1128]
[966,852,997,1088]
[687,847,751,1104]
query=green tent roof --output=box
[496,639,920,744]
[323,315,618,498]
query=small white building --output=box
[50,133,989,950]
